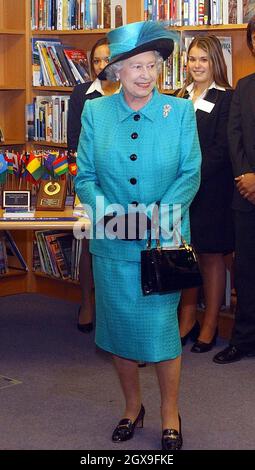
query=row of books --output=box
[31,0,127,30]
[26,95,70,143]
[144,0,255,25]
[159,42,184,90]
[32,38,90,87]
[33,230,82,281]
[0,231,28,275]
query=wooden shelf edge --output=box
[0,86,26,91]
[30,24,248,35]
[31,29,109,35]
[176,23,248,31]
[29,140,67,148]
[0,29,25,35]
[0,269,27,278]
[33,270,80,285]
[32,86,73,92]
[0,140,25,146]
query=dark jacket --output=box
[183,88,234,182]
[67,81,102,152]
[227,73,255,211]
[176,87,234,253]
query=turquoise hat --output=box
[98,21,179,80]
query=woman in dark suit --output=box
[177,36,234,353]
[67,37,120,332]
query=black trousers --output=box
[231,209,255,351]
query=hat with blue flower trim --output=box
[98,21,179,80]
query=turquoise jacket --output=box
[75,88,201,261]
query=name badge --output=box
[196,99,215,113]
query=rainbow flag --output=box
[26,154,44,181]
[6,153,14,174]
[53,154,68,176]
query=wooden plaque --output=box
[36,179,67,211]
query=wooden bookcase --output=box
[0,1,253,330]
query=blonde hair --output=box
[177,35,231,98]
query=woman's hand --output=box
[103,213,151,240]
[235,173,255,203]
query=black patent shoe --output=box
[191,328,218,353]
[162,416,183,451]
[77,307,93,333]
[213,345,254,364]
[77,322,93,333]
[112,404,145,443]
[181,320,200,346]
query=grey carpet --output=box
[0,293,254,450]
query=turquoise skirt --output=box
[92,255,182,362]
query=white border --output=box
[3,190,31,209]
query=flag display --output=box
[6,154,14,174]
[26,154,44,181]
[0,153,7,183]
[0,150,73,185]
[53,154,68,176]
[0,153,7,174]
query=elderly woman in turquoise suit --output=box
[75,21,201,450]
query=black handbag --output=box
[141,230,202,296]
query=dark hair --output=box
[89,37,109,80]
[247,15,255,54]
[177,35,231,97]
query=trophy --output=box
[36,179,67,211]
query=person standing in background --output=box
[176,36,234,353]
[213,16,255,364]
[67,37,120,333]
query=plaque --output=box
[36,179,67,211]
[3,190,31,210]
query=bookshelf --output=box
[0,208,89,301]
[0,1,253,331]
[0,0,27,148]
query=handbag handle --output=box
[146,203,190,251]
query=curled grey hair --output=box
[105,51,164,81]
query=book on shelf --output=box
[243,0,255,22]
[33,230,81,280]
[142,0,253,25]
[3,231,28,272]
[218,36,233,87]
[31,0,128,30]
[32,38,63,86]
[47,231,74,279]
[33,39,90,87]
[54,44,77,86]
[110,0,127,28]
[31,94,69,143]
[31,37,41,86]
[25,103,35,141]
[63,48,90,84]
